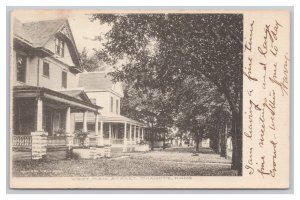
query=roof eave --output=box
[13,86,102,112]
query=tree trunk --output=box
[150,127,154,150]
[231,110,242,175]
[180,135,183,146]
[217,130,222,154]
[219,88,242,175]
[221,124,228,157]
[162,131,166,149]
[195,131,199,152]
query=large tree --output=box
[174,75,230,152]
[92,13,243,174]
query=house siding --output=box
[39,57,78,90]
[12,50,79,89]
[85,91,120,116]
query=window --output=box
[16,53,26,83]
[116,99,119,114]
[110,97,113,112]
[55,38,65,57]
[43,61,50,77]
[90,98,96,105]
[62,71,67,88]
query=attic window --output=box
[55,38,65,57]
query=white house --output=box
[75,72,148,152]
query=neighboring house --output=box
[12,18,148,157]
[75,72,147,152]
[12,18,102,155]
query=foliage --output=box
[80,47,107,72]
[74,130,89,146]
[91,13,243,173]
[74,129,89,139]
[121,83,175,129]
[54,128,66,136]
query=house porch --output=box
[12,86,102,159]
[74,114,149,152]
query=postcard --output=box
[9,9,290,189]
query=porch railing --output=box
[112,139,124,144]
[47,136,66,147]
[73,137,85,147]
[89,137,97,146]
[13,135,32,147]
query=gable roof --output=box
[59,89,92,103]
[13,18,83,71]
[14,85,102,112]
[14,18,66,47]
[78,72,124,97]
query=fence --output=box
[13,135,32,147]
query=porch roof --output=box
[75,113,146,127]
[13,85,102,113]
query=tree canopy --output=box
[91,13,243,174]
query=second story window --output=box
[55,38,65,57]
[110,96,113,113]
[116,99,119,114]
[43,61,50,78]
[16,53,26,83]
[62,71,67,88]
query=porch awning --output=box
[13,85,102,113]
[75,113,146,127]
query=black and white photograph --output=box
[9,9,290,189]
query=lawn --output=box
[12,147,237,177]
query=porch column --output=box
[129,124,132,145]
[95,113,99,135]
[65,107,73,151]
[83,111,88,132]
[123,122,127,152]
[137,126,141,143]
[133,125,137,144]
[99,120,104,146]
[65,107,71,133]
[109,123,112,145]
[141,128,144,141]
[36,97,43,131]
